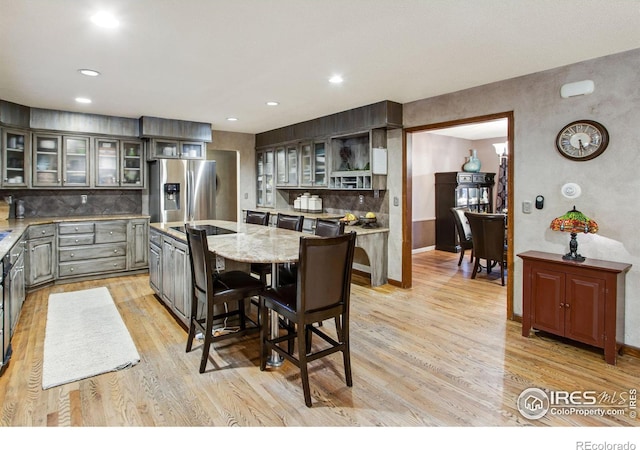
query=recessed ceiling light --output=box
[266,101,279,106]
[75,97,92,104]
[78,69,100,77]
[226,117,238,121]
[329,75,344,84]
[90,11,120,28]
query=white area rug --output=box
[42,287,140,389]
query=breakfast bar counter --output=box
[150,219,389,286]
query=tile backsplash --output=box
[282,189,389,226]
[0,189,142,218]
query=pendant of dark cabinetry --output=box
[435,172,495,253]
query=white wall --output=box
[403,48,640,347]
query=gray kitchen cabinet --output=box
[256,148,275,207]
[25,224,56,288]
[95,138,145,188]
[300,140,327,187]
[8,240,25,337]
[275,144,299,187]
[58,220,128,279]
[128,219,149,269]
[32,133,90,187]
[148,229,162,296]
[147,139,205,160]
[2,127,30,188]
[161,235,191,325]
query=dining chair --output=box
[185,224,265,373]
[278,218,345,286]
[259,232,357,407]
[450,207,473,266]
[464,212,507,286]
[252,213,305,286]
[245,210,270,226]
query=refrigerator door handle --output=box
[186,166,193,222]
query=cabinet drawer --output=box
[149,230,162,247]
[27,224,56,239]
[59,222,95,235]
[58,256,127,277]
[59,234,95,247]
[59,243,127,262]
[457,173,473,183]
[95,221,127,243]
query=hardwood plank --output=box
[2,252,640,429]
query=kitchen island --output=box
[150,219,389,287]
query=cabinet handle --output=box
[113,249,118,253]
[75,227,79,231]
[559,303,565,308]
[70,253,74,257]
[70,267,74,272]
[565,303,570,308]
[75,239,79,243]
[42,230,46,234]
[109,231,113,235]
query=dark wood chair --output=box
[185,224,265,373]
[464,212,507,286]
[278,218,345,286]
[245,210,270,226]
[450,207,473,266]
[259,232,357,407]
[252,213,304,286]
[247,210,273,285]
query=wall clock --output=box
[555,120,609,161]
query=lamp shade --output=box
[550,206,598,234]
[550,206,597,262]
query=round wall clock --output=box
[555,120,609,161]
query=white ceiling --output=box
[1,1,639,135]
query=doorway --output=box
[403,112,514,319]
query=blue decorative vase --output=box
[463,149,481,172]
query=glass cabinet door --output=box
[153,140,179,158]
[63,136,89,186]
[264,149,274,207]
[2,129,29,187]
[256,151,264,206]
[33,134,62,186]
[96,138,120,187]
[121,141,143,186]
[300,143,313,186]
[287,145,298,186]
[180,142,204,159]
[275,146,287,185]
[313,141,326,186]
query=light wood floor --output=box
[1,250,639,427]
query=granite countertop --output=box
[150,219,388,241]
[0,214,150,259]
[244,207,344,220]
[150,219,388,264]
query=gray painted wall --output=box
[404,48,640,346]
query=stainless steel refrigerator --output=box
[149,160,216,223]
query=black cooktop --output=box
[171,225,237,236]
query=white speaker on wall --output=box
[560,80,594,98]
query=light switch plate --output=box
[522,201,532,214]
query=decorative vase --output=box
[463,149,481,172]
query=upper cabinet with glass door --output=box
[299,140,327,187]
[62,136,90,186]
[275,144,299,187]
[2,128,30,188]
[148,139,205,159]
[256,148,275,207]
[95,138,144,188]
[121,141,144,187]
[33,134,62,187]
